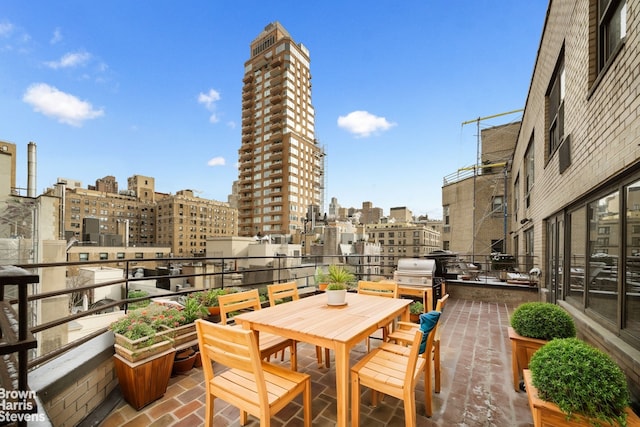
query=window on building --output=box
[587,191,619,324]
[626,180,640,340]
[492,196,504,214]
[117,252,125,259]
[79,253,89,261]
[568,208,586,308]
[513,175,520,223]
[547,52,565,156]
[598,0,627,71]
[525,139,535,208]
[99,252,108,260]
[135,252,143,259]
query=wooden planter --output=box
[162,323,197,347]
[114,332,174,363]
[114,347,176,410]
[523,370,640,427]
[508,327,547,392]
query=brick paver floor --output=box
[99,299,534,426]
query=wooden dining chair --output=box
[351,320,439,426]
[218,289,297,371]
[386,294,449,392]
[357,280,399,351]
[195,319,312,427]
[267,282,331,368]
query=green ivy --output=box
[510,302,576,340]
[529,338,630,426]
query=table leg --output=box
[335,342,349,427]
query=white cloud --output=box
[198,89,221,123]
[0,22,14,37]
[337,110,396,137]
[207,157,226,167]
[23,83,104,127]
[50,28,62,44]
[46,51,91,69]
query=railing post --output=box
[124,260,130,313]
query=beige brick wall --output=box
[511,0,640,266]
[42,358,117,427]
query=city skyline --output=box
[1,1,548,219]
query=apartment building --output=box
[510,0,639,400]
[368,222,441,277]
[156,189,236,256]
[237,22,325,238]
[442,122,519,259]
[56,176,236,256]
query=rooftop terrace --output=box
[98,298,534,426]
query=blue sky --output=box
[1,1,548,220]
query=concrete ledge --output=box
[29,332,115,398]
[445,280,539,304]
[29,332,117,426]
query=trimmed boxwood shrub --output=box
[510,302,576,340]
[529,338,631,426]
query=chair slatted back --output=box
[218,289,262,325]
[357,280,398,298]
[435,294,449,311]
[195,319,268,406]
[267,282,299,306]
[434,294,449,341]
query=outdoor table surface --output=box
[233,291,411,427]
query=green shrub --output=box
[510,302,576,340]
[529,338,630,426]
[410,301,424,315]
[127,289,150,310]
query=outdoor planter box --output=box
[114,331,174,363]
[114,347,176,410]
[508,327,547,392]
[161,323,197,347]
[523,370,640,427]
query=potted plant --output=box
[110,306,174,362]
[325,265,354,306]
[409,301,424,323]
[110,306,176,410]
[195,288,234,316]
[508,302,576,392]
[525,338,639,426]
[315,267,328,291]
[158,296,206,347]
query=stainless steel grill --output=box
[393,258,443,310]
[393,258,436,287]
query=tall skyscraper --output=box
[237,22,325,238]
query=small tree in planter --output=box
[508,302,576,391]
[525,338,636,426]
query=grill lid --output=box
[395,258,436,275]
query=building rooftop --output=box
[99,298,534,426]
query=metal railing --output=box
[2,252,539,371]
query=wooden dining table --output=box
[233,291,411,427]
